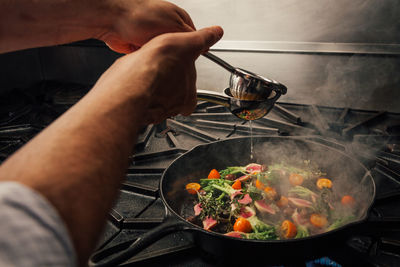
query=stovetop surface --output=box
[1,82,400,266]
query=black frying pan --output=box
[89,136,380,266]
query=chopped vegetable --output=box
[233,217,252,233]
[232,180,242,190]
[238,194,252,205]
[219,166,247,178]
[288,186,317,199]
[289,173,304,186]
[239,206,256,218]
[237,175,251,182]
[264,186,277,200]
[316,178,332,189]
[255,179,265,190]
[260,170,282,185]
[246,163,263,174]
[247,215,275,233]
[246,229,277,240]
[185,182,201,195]
[211,183,240,197]
[292,209,309,226]
[245,184,263,201]
[186,162,357,241]
[194,203,202,216]
[288,197,313,208]
[310,213,328,228]
[197,188,231,223]
[276,196,289,208]
[295,224,309,238]
[255,199,276,214]
[203,216,217,230]
[208,169,221,179]
[280,220,297,238]
[224,174,235,180]
[341,195,355,207]
[225,231,245,238]
[327,215,356,231]
[200,178,238,197]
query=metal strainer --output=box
[203,52,287,101]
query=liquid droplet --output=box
[249,121,254,160]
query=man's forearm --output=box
[0,0,113,53]
[0,23,223,265]
[0,65,152,265]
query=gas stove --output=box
[1,81,400,266]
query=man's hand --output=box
[93,25,224,124]
[0,0,196,53]
[99,0,196,54]
[0,25,223,265]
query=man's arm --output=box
[0,26,223,266]
[0,0,195,53]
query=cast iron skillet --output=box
[89,136,379,266]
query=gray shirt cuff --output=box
[0,181,77,267]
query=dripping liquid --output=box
[249,120,254,160]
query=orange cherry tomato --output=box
[341,195,355,207]
[255,179,266,190]
[280,220,297,239]
[232,180,242,190]
[276,196,289,208]
[185,183,201,195]
[208,169,220,179]
[310,213,328,228]
[264,186,277,200]
[233,217,252,233]
[316,178,332,189]
[289,173,304,186]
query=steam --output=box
[313,55,400,112]
[252,137,373,222]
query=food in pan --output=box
[185,162,357,240]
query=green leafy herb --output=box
[198,192,231,222]
[244,184,263,201]
[295,224,309,238]
[246,229,277,240]
[289,186,317,199]
[247,215,275,233]
[219,166,247,178]
[327,216,356,231]
[200,178,233,195]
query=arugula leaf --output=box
[247,215,275,233]
[200,178,233,195]
[327,215,357,231]
[219,167,247,178]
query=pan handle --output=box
[88,211,190,267]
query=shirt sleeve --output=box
[0,181,77,267]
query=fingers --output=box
[174,6,196,31]
[185,26,224,55]
[104,39,138,54]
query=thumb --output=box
[187,26,224,54]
